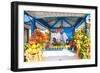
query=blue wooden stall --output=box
[24,11,89,43]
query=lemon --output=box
[29,48,33,55]
[32,44,36,49]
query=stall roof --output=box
[26,11,86,18]
[25,11,88,28]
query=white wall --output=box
[0,0,99,73]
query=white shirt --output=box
[61,32,68,43]
[51,32,68,43]
[51,32,61,43]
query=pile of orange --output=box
[29,29,49,44]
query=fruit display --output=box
[71,27,90,59]
[45,44,70,49]
[24,29,49,62]
[29,29,49,44]
[24,43,45,62]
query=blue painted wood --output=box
[74,14,89,28]
[24,11,33,18]
[60,19,63,27]
[31,18,36,34]
[63,18,72,26]
[74,17,83,28]
[51,19,60,28]
[24,12,36,34]
[75,18,84,28]
[24,21,31,25]
[24,12,89,42]
[36,19,51,28]
[84,15,88,33]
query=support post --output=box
[31,18,36,34]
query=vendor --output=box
[51,29,61,45]
[51,28,69,45]
[60,29,69,45]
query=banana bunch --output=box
[24,43,44,62]
[73,27,90,59]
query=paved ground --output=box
[42,49,78,61]
[43,55,78,61]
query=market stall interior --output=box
[24,11,91,62]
